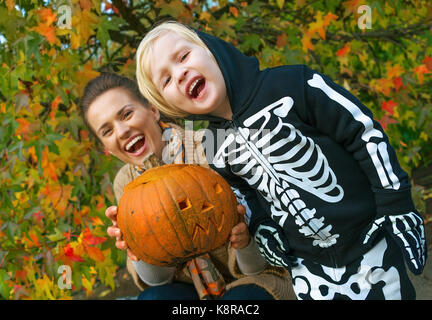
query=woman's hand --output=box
[105,206,138,261]
[230,204,250,249]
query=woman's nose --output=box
[116,121,131,139]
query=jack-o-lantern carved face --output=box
[117,164,239,266]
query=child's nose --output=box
[177,69,188,85]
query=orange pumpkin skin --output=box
[117,164,239,266]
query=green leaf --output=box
[0,269,11,299]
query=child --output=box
[135,21,427,300]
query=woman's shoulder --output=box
[113,163,140,202]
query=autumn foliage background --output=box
[0,0,432,299]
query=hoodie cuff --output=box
[374,188,416,217]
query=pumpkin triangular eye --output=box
[201,201,214,213]
[178,198,192,211]
[214,183,223,194]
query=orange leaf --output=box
[301,32,315,51]
[104,3,119,14]
[15,118,31,138]
[229,6,238,18]
[32,23,60,45]
[337,44,350,57]
[276,33,288,48]
[323,12,338,27]
[85,245,105,262]
[413,64,430,84]
[79,0,93,10]
[76,63,100,85]
[41,147,58,182]
[50,95,62,120]
[6,0,14,11]
[343,0,363,16]
[373,78,393,97]
[386,64,405,79]
[37,8,57,26]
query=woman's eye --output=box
[164,76,171,87]
[180,52,189,62]
[123,110,133,119]
[102,128,112,136]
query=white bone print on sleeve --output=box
[307,74,401,190]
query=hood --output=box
[188,29,268,122]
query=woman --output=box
[79,72,295,300]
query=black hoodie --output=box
[190,29,417,268]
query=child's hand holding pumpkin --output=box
[230,204,251,249]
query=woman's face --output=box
[86,87,164,166]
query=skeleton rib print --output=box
[214,96,343,248]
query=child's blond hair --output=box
[136,21,215,118]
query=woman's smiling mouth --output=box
[124,134,147,156]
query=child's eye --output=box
[164,76,171,87]
[180,52,189,62]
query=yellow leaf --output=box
[420,132,428,141]
[70,8,99,49]
[81,276,95,297]
[277,0,285,9]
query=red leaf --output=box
[83,228,107,246]
[64,244,84,262]
[381,100,398,115]
[393,77,403,91]
[422,56,432,71]
[378,114,397,130]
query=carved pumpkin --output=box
[117,164,239,266]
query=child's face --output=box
[149,31,231,119]
[86,87,164,166]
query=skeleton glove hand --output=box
[363,211,427,275]
[254,221,298,270]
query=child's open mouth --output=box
[187,77,206,99]
[124,135,146,156]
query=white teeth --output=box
[188,78,200,96]
[125,135,144,151]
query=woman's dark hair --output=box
[79,73,151,142]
